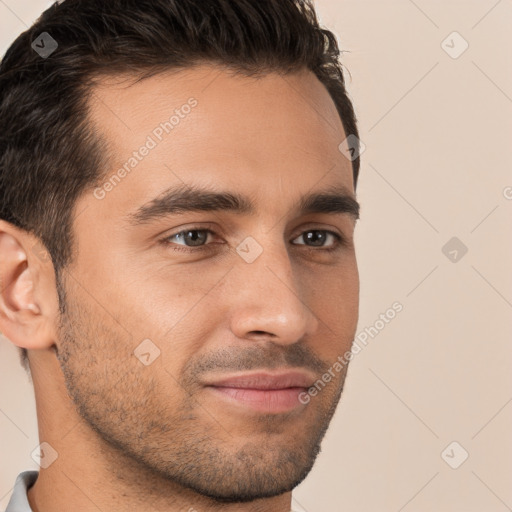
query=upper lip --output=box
[204,370,315,390]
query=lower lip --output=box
[206,386,308,413]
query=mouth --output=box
[203,370,315,414]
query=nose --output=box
[228,242,319,345]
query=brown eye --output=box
[160,227,220,253]
[167,229,210,247]
[292,230,342,250]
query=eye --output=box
[291,230,343,251]
[162,228,216,252]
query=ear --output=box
[0,220,59,351]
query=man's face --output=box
[56,65,359,501]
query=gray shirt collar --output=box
[4,471,38,512]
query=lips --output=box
[204,370,316,413]
[204,370,315,390]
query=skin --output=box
[0,64,359,512]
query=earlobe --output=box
[0,222,57,351]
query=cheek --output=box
[303,260,359,349]
[94,259,224,340]
[304,258,359,309]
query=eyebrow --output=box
[126,182,360,225]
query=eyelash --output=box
[159,226,346,254]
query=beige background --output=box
[1,1,511,510]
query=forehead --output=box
[88,64,344,140]
[81,64,353,221]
